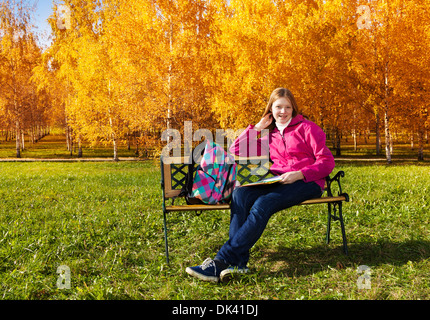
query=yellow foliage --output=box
[1,0,430,158]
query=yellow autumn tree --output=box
[385,0,430,160]
[345,0,430,162]
[38,0,223,158]
[208,0,291,130]
[208,0,358,156]
[42,0,127,160]
[0,0,45,157]
[103,0,222,154]
[22,0,430,160]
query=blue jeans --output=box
[215,180,322,267]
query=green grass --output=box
[0,161,429,300]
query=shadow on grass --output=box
[257,240,430,277]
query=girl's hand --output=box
[254,113,273,132]
[280,171,304,184]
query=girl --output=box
[186,88,335,282]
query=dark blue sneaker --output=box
[220,266,250,283]
[186,258,226,282]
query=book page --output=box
[242,176,282,187]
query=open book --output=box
[242,176,282,187]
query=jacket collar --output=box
[273,114,304,133]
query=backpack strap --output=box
[175,144,205,205]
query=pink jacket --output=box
[229,114,335,190]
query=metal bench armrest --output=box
[326,171,349,201]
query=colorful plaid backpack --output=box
[180,140,237,205]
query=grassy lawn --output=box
[0,160,429,300]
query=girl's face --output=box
[271,97,293,125]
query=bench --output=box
[160,155,349,263]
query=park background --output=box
[0,0,429,301]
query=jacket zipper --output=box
[279,131,290,160]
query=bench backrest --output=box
[160,156,351,206]
[160,156,327,200]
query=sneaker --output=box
[220,266,250,283]
[186,258,226,283]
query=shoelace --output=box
[201,258,216,272]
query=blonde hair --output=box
[262,88,300,131]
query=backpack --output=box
[180,140,237,205]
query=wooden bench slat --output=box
[165,204,231,212]
[165,185,330,200]
[165,196,347,212]
[165,189,181,198]
[299,196,347,205]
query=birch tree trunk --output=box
[108,80,119,161]
[384,62,392,164]
[15,120,21,158]
[418,126,424,161]
[375,111,381,156]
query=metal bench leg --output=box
[338,202,348,255]
[163,209,170,263]
[326,202,348,255]
[326,203,332,244]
